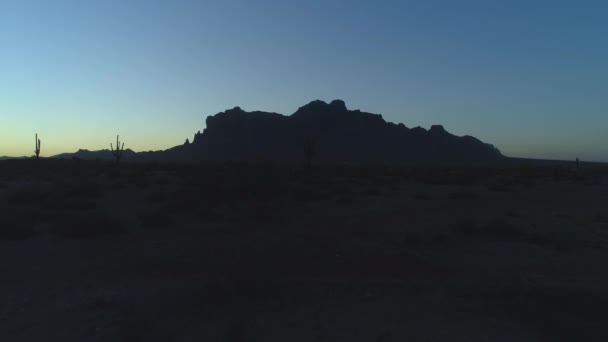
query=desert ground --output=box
[1,159,607,341]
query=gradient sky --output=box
[1,0,607,160]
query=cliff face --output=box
[185,99,502,162]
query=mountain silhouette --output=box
[52,100,502,162]
[52,149,138,160]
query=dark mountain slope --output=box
[51,99,502,162]
[181,99,502,162]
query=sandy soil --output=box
[0,160,607,341]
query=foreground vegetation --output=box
[0,159,607,341]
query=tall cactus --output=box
[34,134,41,160]
[110,135,124,164]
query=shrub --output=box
[291,185,332,202]
[51,212,125,239]
[0,215,36,241]
[138,210,173,230]
[413,192,432,200]
[6,184,52,206]
[401,232,422,247]
[431,232,452,244]
[452,218,524,241]
[144,191,169,203]
[505,210,522,218]
[447,189,479,200]
[110,181,128,190]
[65,181,102,199]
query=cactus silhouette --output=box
[34,134,41,160]
[110,135,124,164]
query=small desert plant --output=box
[333,184,355,204]
[0,215,36,240]
[51,212,125,239]
[291,184,332,201]
[304,138,316,168]
[486,176,514,192]
[138,210,173,229]
[505,210,522,218]
[401,232,422,247]
[413,191,432,200]
[431,232,452,244]
[144,190,169,203]
[155,177,170,186]
[447,189,479,200]
[64,180,103,199]
[110,180,129,190]
[452,218,524,241]
[6,183,52,206]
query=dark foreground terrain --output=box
[1,159,607,341]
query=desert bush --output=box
[47,197,98,212]
[62,180,103,199]
[244,202,282,223]
[401,232,422,247]
[505,210,522,218]
[205,257,284,306]
[593,213,608,223]
[447,189,479,200]
[110,180,129,190]
[584,177,602,186]
[50,212,125,239]
[70,199,97,211]
[331,183,353,197]
[412,192,432,200]
[0,215,36,240]
[155,177,170,186]
[452,218,525,241]
[138,210,173,229]
[412,168,480,186]
[195,205,222,221]
[291,184,332,202]
[6,183,52,206]
[144,190,169,203]
[528,231,551,246]
[554,212,571,220]
[360,186,382,196]
[431,232,452,245]
[330,183,355,204]
[451,219,480,237]
[486,178,514,192]
[135,177,150,189]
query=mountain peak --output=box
[329,99,347,111]
[294,99,349,116]
[185,99,502,162]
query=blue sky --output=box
[1,0,607,160]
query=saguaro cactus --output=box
[110,135,124,164]
[35,134,41,160]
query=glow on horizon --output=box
[1,1,607,161]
